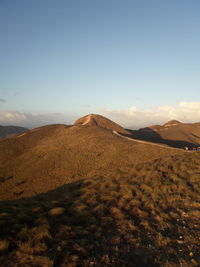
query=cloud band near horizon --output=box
[0,101,200,129]
[102,101,200,129]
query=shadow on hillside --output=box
[0,180,160,266]
[0,176,13,183]
[125,127,198,149]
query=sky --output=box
[0,0,200,128]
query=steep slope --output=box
[74,114,130,135]
[0,125,29,139]
[132,120,200,148]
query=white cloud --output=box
[102,101,200,129]
[0,111,76,128]
[1,101,200,129]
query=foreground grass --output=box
[0,153,200,266]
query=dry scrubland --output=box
[0,116,200,266]
[0,124,181,200]
[0,153,200,266]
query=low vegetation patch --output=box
[0,153,199,266]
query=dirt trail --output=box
[82,115,92,125]
[112,131,182,151]
[17,132,27,138]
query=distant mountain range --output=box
[0,113,180,200]
[1,116,200,148]
[0,125,29,139]
[1,114,199,200]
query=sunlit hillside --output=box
[0,115,199,266]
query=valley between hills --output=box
[0,114,199,266]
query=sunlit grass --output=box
[0,152,200,266]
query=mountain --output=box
[132,120,200,148]
[163,119,181,127]
[74,113,130,134]
[0,125,29,139]
[0,115,199,266]
[0,121,177,200]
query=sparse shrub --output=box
[110,207,124,220]
[48,207,65,216]
[0,240,9,253]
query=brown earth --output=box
[0,114,199,266]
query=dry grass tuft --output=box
[0,151,199,266]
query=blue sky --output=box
[0,0,200,128]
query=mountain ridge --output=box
[0,115,184,200]
[132,120,200,148]
[74,113,130,135]
[0,125,29,139]
[0,114,200,266]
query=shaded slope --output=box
[132,121,200,148]
[0,125,29,139]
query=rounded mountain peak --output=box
[74,114,129,134]
[163,120,181,127]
